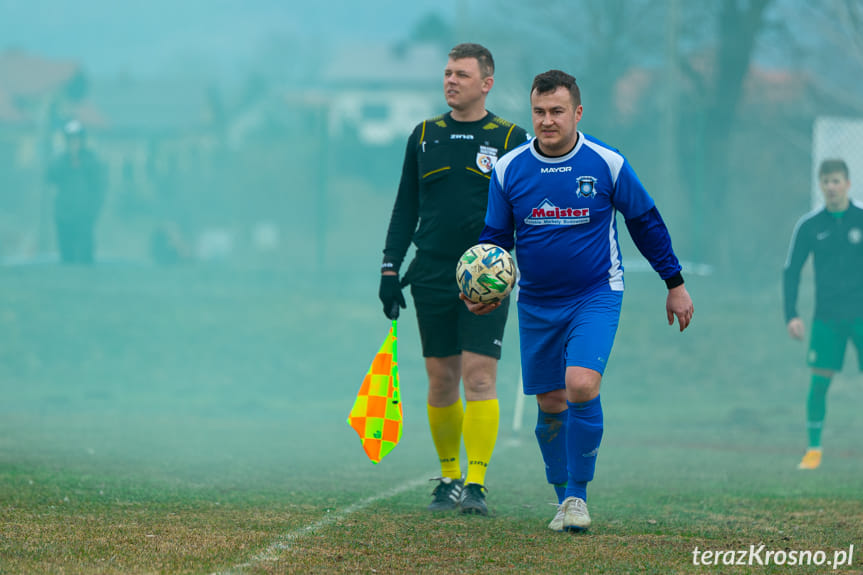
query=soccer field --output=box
[0,265,861,574]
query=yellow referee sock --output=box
[427,399,464,480]
[463,398,499,486]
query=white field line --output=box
[211,475,429,575]
[213,443,518,574]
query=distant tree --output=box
[241,73,269,108]
[481,0,782,268]
[486,0,661,139]
[64,70,89,102]
[409,12,453,49]
[250,31,323,85]
[673,0,774,266]
[826,0,863,65]
[796,0,863,114]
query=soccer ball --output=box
[456,243,516,304]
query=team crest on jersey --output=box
[476,145,498,174]
[576,176,598,198]
[849,228,862,245]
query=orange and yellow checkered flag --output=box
[347,319,403,464]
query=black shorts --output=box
[404,252,510,359]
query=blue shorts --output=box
[517,288,623,395]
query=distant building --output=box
[312,42,444,146]
[0,49,104,169]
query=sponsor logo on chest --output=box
[524,199,590,226]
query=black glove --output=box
[379,274,406,320]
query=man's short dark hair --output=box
[448,43,494,78]
[531,70,581,107]
[819,159,849,179]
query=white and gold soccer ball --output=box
[456,243,516,304]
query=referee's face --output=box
[444,57,492,116]
[531,86,583,157]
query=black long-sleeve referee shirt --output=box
[782,201,863,323]
[382,111,529,276]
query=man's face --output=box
[443,57,491,112]
[531,86,582,156]
[819,171,851,211]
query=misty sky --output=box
[0,0,458,77]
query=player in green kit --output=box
[783,159,863,470]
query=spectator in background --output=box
[45,120,106,264]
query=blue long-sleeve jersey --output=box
[480,134,682,304]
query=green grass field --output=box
[1,264,861,574]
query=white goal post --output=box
[812,116,863,208]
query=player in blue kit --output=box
[463,70,694,532]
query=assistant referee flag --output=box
[347,319,403,463]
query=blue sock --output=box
[565,395,603,502]
[534,406,568,504]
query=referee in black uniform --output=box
[379,43,529,515]
[783,158,863,470]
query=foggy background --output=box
[1,0,862,482]
[0,0,860,276]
